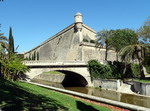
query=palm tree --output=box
[0,33,8,50]
[119,44,149,79]
[96,29,112,61]
[0,31,8,78]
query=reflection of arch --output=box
[56,70,88,87]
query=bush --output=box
[107,61,123,78]
[145,65,150,74]
[131,64,140,77]
[88,60,112,81]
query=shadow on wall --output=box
[58,70,88,87]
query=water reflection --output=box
[31,79,150,108]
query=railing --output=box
[23,60,107,67]
[23,60,87,66]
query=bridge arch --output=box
[56,70,88,86]
[25,67,92,86]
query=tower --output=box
[74,12,83,31]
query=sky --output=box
[0,0,150,53]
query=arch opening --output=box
[55,70,88,87]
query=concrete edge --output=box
[21,81,150,111]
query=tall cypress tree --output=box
[8,27,14,55]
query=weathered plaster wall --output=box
[93,79,121,91]
[80,43,117,61]
[24,22,117,62]
[34,74,65,83]
[82,25,96,41]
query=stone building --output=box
[24,13,116,62]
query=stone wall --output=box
[34,73,65,83]
[24,23,117,62]
[81,43,116,61]
[93,79,121,91]
[133,81,150,96]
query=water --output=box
[31,79,150,108]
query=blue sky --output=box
[0,0,150,53]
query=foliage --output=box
[8,27,15,55]
[145,65,150,74]
[96,29,113,60]
[119,44,149,79]
[0,79,110,111]
[0,27,29,81]
[131,64,140,77]
[138,16,150,43]
[109,29,138,61]
[0,31,8,50]
[107,61,123,78]
[88,60,112,81]
[0,54,29,80]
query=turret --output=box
[74,12,83,31]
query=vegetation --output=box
[138,16,150,44]
[0,78,110,111]
[8,27,15,55]
[118,17,150,79]
[0,27,29,81]
[95,17,150,80]
[96,29,112,61]
[109,29,138,61]
[131,64,140,77]
[135,79,150,83]
[88,60,112,81]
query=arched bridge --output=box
[23,61,93,86]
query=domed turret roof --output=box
[75,12,82,16]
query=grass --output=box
[135,79,150,83]
[0,78,110,111]
[43,70,64,75]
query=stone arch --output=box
[25,67,92,86]
[55,70,88,86]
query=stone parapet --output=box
[133,81,150,96]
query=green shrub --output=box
[88,60,112,81]
[145,65,150,74]
[131,64,140,77]
[107,61,123,78]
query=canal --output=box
[31,78,150,108]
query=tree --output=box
[119,44,149,79]
[0,31,8,50]
[109,29,138,61]
[138,16,150,43]
[0,28,8,77]
[96,29,112,61]
[8,27,15,55]
[0,27,29,80]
